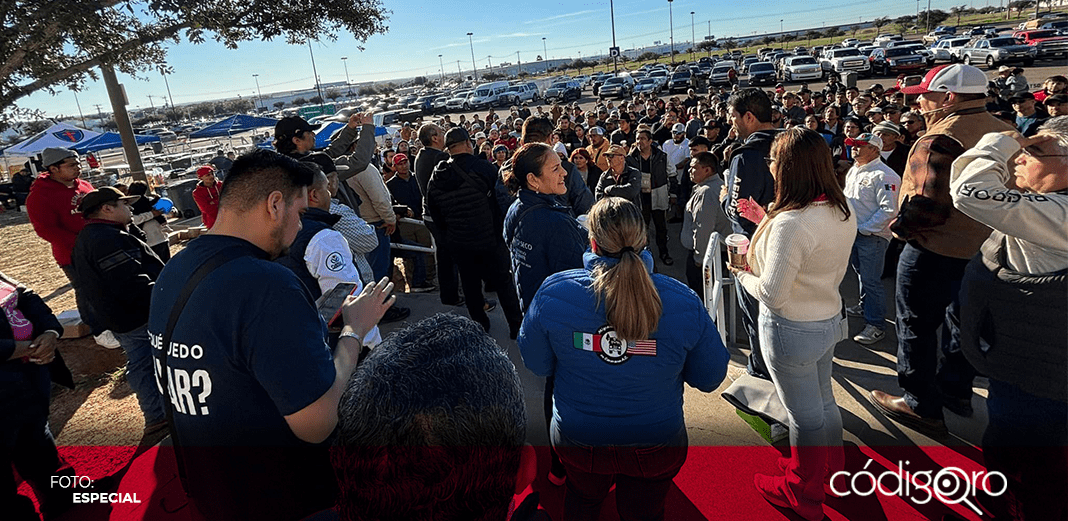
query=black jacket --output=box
[626,146,671,190]
[595,165,643,210]
[275,207,342,301]
[427,153,503,252]
[723,129,779,237]
[414,146,450,221]
[71,221,164,334]
[0,272,73,389]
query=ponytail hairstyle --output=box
[501,142,553,196]
[587,197,662,341]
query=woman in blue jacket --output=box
[503,142,590,487]
[518,197,729,521]
[503,142,589,312]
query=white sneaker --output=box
[845,304,864,317]
[853,324,885,345]
[94,330,121,349]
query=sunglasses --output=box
[1021,144,1068,158]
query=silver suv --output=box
[959,36,1036,68]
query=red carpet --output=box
[18,444,994,520]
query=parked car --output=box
[924,30,956,44]
[781,55,823,82]
[1012,29,1068,58]
[869,46,926,76]
[444,90,473,112]
[897,43,935,66]
[544,80,582,102]
[741,57,760,74]
[746,61,778,86]
[408,94,444,114]
[598,76,634,99]
[959,36,1037,68]
[873,34,904,47]
[647,69,670,90]
[667,69,698,93]
[709,61,737,87]
[820,47,871,77]
[502,82,541,104]
[930,37,972,62]
[633,77,662,95]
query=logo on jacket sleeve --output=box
[326,252,346,272]
[573,324,657,365]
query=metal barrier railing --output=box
[702,232,738,348]
[388,217,437,254]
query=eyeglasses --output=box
[764,156,777,166]
[1021,144,1068,158]
[903,120,920,126]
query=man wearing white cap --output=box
[662,123,691,222]
[870,64,1016,438]
[842,132,900,345]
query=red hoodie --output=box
[25,174,95,266]
[192,181,223,229]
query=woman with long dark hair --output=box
[518,197,729,521]
[729,128,856,521]
[570,148,602,193]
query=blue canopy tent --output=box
[1,122,101,157]
[188,114,278,139]
[256,123,389,151]
[71,132,160,154]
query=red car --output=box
[1012,29,1068,58]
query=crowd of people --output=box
[2,61,1065,521]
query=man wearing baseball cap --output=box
[1009,91,1048,137]
[192,165,222,229]
[872,121,908,176]
[70,187,166,435]
[585,126,611,172]
[594,144,642,209]
[1045,93,1068,117]
[273,115,322,157]
[841,133,900,346]
[663,122,691,223]
[870,64,1016,438]
[24,147,119,347]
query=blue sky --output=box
[24,0,975,119]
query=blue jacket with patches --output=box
[503,189,589,313]
[517,250,729,446]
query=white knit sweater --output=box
[736,201,857,322]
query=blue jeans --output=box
[849,233,889,329]
[366,222,392,281]
[113,324,166,425]
[759,306,845,450]
[553,427,688,521]
[894,243,976,419]
[736,282,770,379]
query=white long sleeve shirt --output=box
[329,199,377,285]
[843,158,901,240]
[305,228,382,347]
[950,132,1068,276]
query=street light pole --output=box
[160,67,175,120]
[668,0,675,65]
[780,19,784,50]
[341,57,351,96]
[72,91,87,128]
[457,60,462,80]
[438,54,445,82]
[252,74,263,111]
[487,55,492,70]
[307,41,325,110]
[517,51,522,76]
[610,0,619,73]
[467,33,478,81]
[542,37,548,65]
[691,12,696,61]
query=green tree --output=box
[951,5,968,25]
[637,51,660,62]
[805,30,822,45]
[325,89,341,102]
[292,96,308,106]
[872,17,891,32]
[273,101,285,110]
[894,15,916,33]
[482,72,505,81]
[2,0,390,121]
[309,95,324,104]
[722,39,738,51]
[918,10,949,31]
[823,27,843,38]
[762,35,777,45]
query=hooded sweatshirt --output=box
[25,174,95,266]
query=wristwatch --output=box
[338,330,364,346]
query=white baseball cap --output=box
[900,64,988,95]
[671,123,686,133]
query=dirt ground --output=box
[1,208,174,446]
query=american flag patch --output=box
[572,332,657,356]
[885,184,897,191]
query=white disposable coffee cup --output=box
[724,234,750,270]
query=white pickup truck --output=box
[820,47,871,78]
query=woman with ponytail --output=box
[518,197,729,521]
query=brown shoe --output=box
[868,390,948,438]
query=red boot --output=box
[755,446,828,521]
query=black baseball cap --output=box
[275,116,321,140]
[689,136,712,149]
[444,127,471,147]
[78,186,140,216]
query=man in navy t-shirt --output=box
[148,149,395,521]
